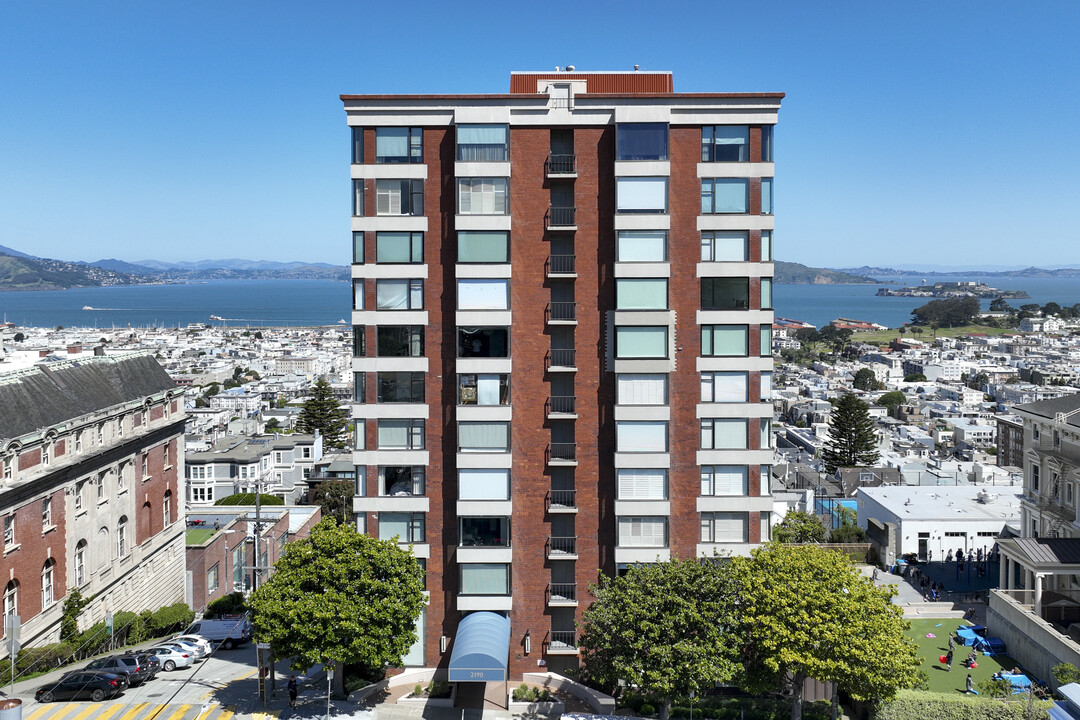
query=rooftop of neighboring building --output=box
[186,433,319,464]
[856,484,1022,522]
[1014,394,1080,426]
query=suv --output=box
[183,617,253,650]
[84,655,155,686]
[124,651,160,679]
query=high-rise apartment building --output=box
[342,71,782,679]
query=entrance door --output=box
[918,537,928,562]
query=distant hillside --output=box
[0,244,34,259]
[774,261,877,285]
[841,265,1080,279]
[0,252,141,291]
[86,258,160,275]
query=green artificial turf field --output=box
[904,618,1024,694]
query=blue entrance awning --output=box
[448,612,510,682]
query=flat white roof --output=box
[857,485,1022,522]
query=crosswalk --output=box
[23,702,247,720]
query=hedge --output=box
[215,493,284,506]
[875,690,1051,720]
[205,592,247,619]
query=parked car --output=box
[144,645,194,671]
[182,617,253,650]
[36,671,128,702]
[164,639,207,660]
[84,654,155,686]
[125,651,161,678]
[170,634,213,658]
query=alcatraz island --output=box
[876,280,1029,299]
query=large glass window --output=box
[456,124,509,162]
[352,232,364,264]
[761,178,774,215]
[701,179,748,214]
[701,419,748,450]
[616,231,667,262]
[616,374,668,405]
[460,517,510,547]
[459,469,510,500]
[701,231,748,262]
[701,325,748,357]
[458,422,510,452]
[760,325,773,356]
[379,512,425,543]
[761,231,772,261]
[458,231,509,263]
[616,178,668,214]
[617,517,668,547]
[761,126,774,162]
[616,123,668,161]
[457,178,508,214]
[458,374,510,405]
[376,232,423,263]
[701,278,750,310]
[351,127,363,164]
[458,327,509,357]
[701,372,748,403]
[700,512,747,543]
[352,179,364,217]
[380,466,424,496]
[460,564,510,595]
[761,372,773,401]
[377,326,424,357]
[617,469,668,499]
[375,127,422,164]
[760,419,772,449]
[701,126,749,162]
[615,326,668,359]
[352,325,367,357]
[458,279,509,310]
[352,280,365,310]
[376,179,424,216]
[375,279,423,310]
[701,466,748,496]
[761,278,773,309]
[377,420,425,450]
[616,421,668,453]
[376,372,425,403]
[616,279,668,310]
[353,372,366,403]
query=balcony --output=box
[547,349,577,372]
[547,489,578,513]
[547,395,577,419]
[547,630,579,655]
[546,302,577,325]
[546,206,577,231]
[547,583,578,607]
[1023,491,1077,523]
[547,536,578,560]
[546,254,577,277]
[545,154,577,177]
[547,442,577,466]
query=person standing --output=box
[946,649,954,671]
[948,634,955,651]
[289,675,298,708]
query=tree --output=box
[204,382,221,397]
[194,396,209,408]
[12,332,24,342]
[989,297,1012,313]
[265,418,280,430]
[794,327,821,346]
[877,391,906,412]
[903,373,926,382]
[732,544,921,720]
[910,297,979,328]
[822,393,879,473]
[819,326,854,354]
[774,511,826,544]
[295,378,349,449]
[60,587,89,642]
[578,557,739,720]
[1043,302,1062,317]
[248,519,426,677]
[829,507,866,543]
[853,368,879,392]
[310,479,355,524]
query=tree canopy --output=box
[248,519,426,671]
[822,393,880,473]
[310,479,355,524]
[578,557,739,720]
[773,510,827,544]
[910,296,979,328]
[295,377,349,449]
[853,368,880,391]
[877,391,906,412]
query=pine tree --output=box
[295,377,349,450]
[822,393,879,473]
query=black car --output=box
[84,655,154,686]
[36,671,128,702]
[123,651,160,679]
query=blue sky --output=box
[1,1,1077,268]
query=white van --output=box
[183,616,253,650]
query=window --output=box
[761,278,773,310]
[163,491,171,526]
[41,559,55,608]
[617,469,667,499]
[375,232,423,263]
[459,469,510,500]
[760,325,772,356]
[616,177,668,214]
[458,327,509,357]
[192,487,213,503]
[700,512,747,543]
[457,178,508,214]
[760,419,772,449]
[97,424,104,445]
[616,422,668,453]
[3,515,13,547]
[618,517,668,547]
[207,563,219,594]
[761,125,774,162]
[142,453,149,479]
[116,467,125,493]
[458,374,509,405]
[379,512,425,543]
[352,179,364,217]
[616,123,668,161]
[42,443,50,466]
[376,372,424,403]
[75,431,83,452]
[380,467,425,496]
[458,279,509,310]
[701,231,748,261]
[377,420,425,450]
[163,444,170,467]
[75,540,87,586]
[761,372,773,401]
[701,372,748,403]
[1032,464,1040,493]
[302,447,311,459]
[616,231,667,262]
[352,325,366,357]
[456,124,508,162]
[351,126,363,163]
[701,179,748,214]
[460,517,510,547]
[616,279,668,310]
[96,475,104,501]
[616,374,668,405]
[375,279,423,310]
[41,498,52,528]
[377,326,424,357]
[701,126,749,162]
[375,127,422,163]
[615,326,668,359]
[701,278,750,310]
[1,456,10,481]
[761,178,774,215]
[3,581,17,627]
[233,546,246,587]
[75,481,85,511]
[352,232,364,264]
[701,419,748,450]
[116,516,128,557]
[701,325,748,357]
[460,564,510,595]
[458,422,510,452]
[701,466,748,496]
[458,231,509,263]
[353,371,366,403]
[375,179,423,216]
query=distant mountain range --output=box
[839,265,1080,278]
[773,262,876,285]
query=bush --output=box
[414,684,424,697]
[511,683,552,702]
[205,592,247,619]
[215,493,284,506]
[978,678,1013,698]
[875,689,1052,720]
[146,603,195,637]
[639,704,656,716]
[113,611,146,645]
[427,680,451,698]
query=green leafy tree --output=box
[819,326,854,354]
[822,393,879,473]
[1053,662,1080,685]
[910,297,979,328]
[578,557,739,720]
[295,378,349,449]
[903,373,926,382]
[829,507,867,543]
[853,368,879,392]
[877,391,906,412]
[773,511,827,544]
[265,418,280,430]
[732,544,921,720]
[310,479,355,524]
[248,519,426,677]
[989,297,1013,313]
[13,332,25,342]
[60,587,90,642]
[794,327,821,346]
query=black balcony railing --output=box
[547,206,577,228]
[546,153,577,174]
[548,348,577,369]
[547,254,576,275]
[548,443,577,463]
[548,489,577,509]
[548,536,577,556]
[547,396,577,415]
[546,302,577,322]
[549,630,577,648]
[548,583,578,603]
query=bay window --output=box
[457,177,508,214]
[457,279,509,310]
[379,512,425,543]
[377,420,425,450]
[701,278,749,310]
[352,280,364,310]
[375,279,423,310]
[701,418,748,450]
[761,372,773,401]
[352,232,364,263]
[761,178,774,215]
[701,126,749,162]
[762,126,774,162]
[460,564,510,595]
[701,325,748,357]
[700,466,748,496]
[616,374,668,405]
[352,179,364,217]
[458,327,509,357]
[377,326,424,357]
[456,124,509,162]
[616,123,668,161]
[376,179,424,216]
[616,230,667,262]
[380,466,424,496]
[700,512,747,543]
[761,230,772,261]
[616,279,668,310]
[615,326,668,359]
[616,177,668,214]
[376,372,425,403]
[760,325,773,356]
[376,232,424,263]
[375,127,422,164]
[458,422,510,452]
[701,231,748,262]
[458,469,510,500]
[617,469,668,500]
[460,517,510,547]
[761,278,773,309]
[700,372,748,403]
[458,374,510,405]
[351,127,363,164]
[617,517,668,547]
[701,178,748,214]
[616,421,668,453]
[458,231,509,263]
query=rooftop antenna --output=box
[634,65,640,71]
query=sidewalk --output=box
[857,565,981,620]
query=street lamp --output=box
[220,529,238,596]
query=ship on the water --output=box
[876,280,1029,299]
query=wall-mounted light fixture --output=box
[524,630,531,656]
[440,634,449,653]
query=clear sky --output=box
[1,1,1077,269]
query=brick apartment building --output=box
[0,353,186,656]
[341,70,782,679]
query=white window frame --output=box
[617,517,668,547]
[701,466,748,496]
